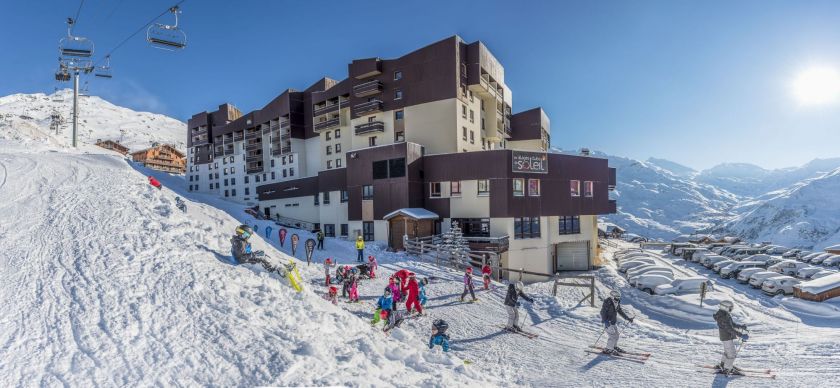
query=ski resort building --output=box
[131,144,186,174]
[95,139,129,155]
[185,36,617,280]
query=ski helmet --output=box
[329,286,337,295]
[421,278,429,286]
[351,268,358,274]
[408,272,415,278]
[432,319,449,333]
[368,255,375,261]
[235,225,254,239]
[515,281,524,292]
[384,287,392,296]
[719,300,734,312]
[325,258,332,264]
[466,267,473,273]
[610,290,621,300]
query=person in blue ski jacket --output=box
[372,288,394,325]
[429,319,450,352]
[419,278,429,306]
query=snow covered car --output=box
[768,260,810,276]
[701,255,729,269]
[821,255,840,268]
[712,260,737,273]
[635,274,675,294]
[617,252,651,261]
[807,253,833,265]
[654,277,712,296]
[748,271,785,288]
[736,268,765,284]
[629,268,674,285]
[781,249,802,259]
[797,266,827,280]
[719,261,765,279]
[626,264,670,279]
[618,258,657,273]
[743,254,774,265]
[811,270,839,279]
[798,251,819,262]
[765,246,790,255]
[761,276,801,296]
[691,250,716,263]
[764,256,788,267]
[731,248,765,260]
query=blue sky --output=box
[4,0,840,170]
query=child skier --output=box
[323,258,335,286]
[599,289,634,354]
[323,286,338,305]
[148,176,162,190]
[341,265,353,297]
[383,309,408,334]
[419,278,429,307]
[429,319,450,352]
[394,269,411,292]
[459,267,477,302]
[368,255,378,278]
[504,281,534,332]
[372,288,393,325]
[481,263,493,290]
[347,268,360,303]
[403,273,423,315]
[714,300,749,375]
[387,276,402,310]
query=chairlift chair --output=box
[95,55,113,79]
[59,18,94,58]
[146,6,187,50]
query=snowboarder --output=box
[429,319,450,352]
[481,263,493,290]
[383,309,408,333]
[394,269,411,292]
[230,224,285,276]
[403,273,423,315]
[419,278,429,307]
[265,225,273,239]
[599,290,634,355]
[504,281,534,331]
[368,255,378,278]
[148,176,162,190]
[372,288,393,325]
[714,300,749,375]
[323,258,335,286]
[347,268,360,303]
[355,236,365,262]
[323,286,338,305]
[316,229,325,250]
[459,267,477,302]
[387,276,402,310]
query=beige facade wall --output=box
[508,139,545,152]
[319,107,351,170]
[261,197,319,223]
[403,99,458,154]
[446,180,490,218]
[317,190,349,229]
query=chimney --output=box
[580,148,590,156]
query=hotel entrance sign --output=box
[512,151,548,174]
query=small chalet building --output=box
[824,244,840,255]
[794,273,840,302]
[132,144,186,174]
[95,139,129,155]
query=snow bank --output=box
[796,273,840,294]
[779,297,840,319]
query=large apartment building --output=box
[186,36,617,281]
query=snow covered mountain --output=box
[645,157,697,178]
[696,159,840,198]
[0,90,185,152]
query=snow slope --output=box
[697,159,840,198]
[0,140,486,386]
[0,90,185,152]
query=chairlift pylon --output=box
[95,55,113,79]
[146,6,187,50]
[59,18,94,58]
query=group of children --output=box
[322,255,379,305]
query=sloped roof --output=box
[797,273,840,294]
[383,208,439,221]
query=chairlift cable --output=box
[71,0,87,31]
[92,0,187,67]
[103,0,127,23]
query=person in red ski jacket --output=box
[482,263,493,290]
[148,176,162,190]
[394,269,410,294]
[403,273,423,314]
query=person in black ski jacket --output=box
[504,281,533,331]
[714,300,748,374]
[599,290,633,354]
[231,225,286,276]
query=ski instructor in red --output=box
[403,273,423,315]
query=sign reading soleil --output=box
[512,151,549,174]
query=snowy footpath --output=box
[1,140,838,387]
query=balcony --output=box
[214,145,223,155]
[464,235,509,253]
[223,145,234,155]
[355,121,385,135]
[233,132,244,142]
[280,120,290,129]
[313,102,341,117]
[353,80,384,97]
[245,130,259,139]
[468,76,496,99]
[314,117,340,132]
[246,162,263,174]
[245,141,262,151]
[191,135,208,145]
[352,100,383,117]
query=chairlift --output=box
[59,18,94,58]
[146,6,187,50]
[55,63,71,82]
[95,55,113,79]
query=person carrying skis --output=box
[383,309,408,334]
[355,236,365,262]
[429,319,450,352]
[599,290,634,355]
[459,267,477,302]
[714,300,749,375]
[323,258,335,286]
[316,229,325,250]
[368,255,378,278]
[419,278,429,307]
[148,176,162,190]
[372,288,393,325]
[403,273,423,315]
[394,269,411,292]
[230,225,286,276]
[347,268,360,303]
[481,263,493,290]
[504,281,533,331]
[323,286,338,305]
[387,276,402,310]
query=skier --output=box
[714,300,749,375]
[323,258,335,286]
[403,273,423,315]
[148,176,162,190]
[368,255,378,278]
[429,319,450,352]
[504,281,534,331]
[459,267,477,302]
[323,286,338,305]
[481,263,493,290]
[230,225,285,276]
[341,265,354,298]
[355,236,365,262]
[394,269,411,292]
[347,268,360,303]
[316,229,325,250]
[174,197,187,212]
[599,290,634,355]
[383,309,408,333]
[265,225,273,239]
[372,288,393,325]
[419,278,429,307]
[387,276,402,311]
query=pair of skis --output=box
[585,346,650,363]
[499,325,539,339]
[695,364,777,379]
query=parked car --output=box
[654,277,712,295]
[797,266,827,280]
[765,246,790,255]
[781,249,802,259]
[711,246,726,254]
[808,253,833,265]
[720,261,766,279]
[702,255,730,269]
[769,260,811,276]
[743,254,774,265]
[713,260,737,273]
[822,255,840,268]
[798,251,819,262]
[732,248,765,260]
[761,276,801,296]
[629,270,674,286]
[617,252,651,261]
[626,264,670,279]
[811,270,839,279]
[636,274,676,294]
[749,271,784,288]
[765,256,789,267]
[618,258,657,272]
[736,268,765,284]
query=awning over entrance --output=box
[383,208,439,221]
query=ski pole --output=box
[593,327,607,347]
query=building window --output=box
[255,175,260,183]
[231,189,236,196]
[327,160,333,169]
[363,221,374,241]
[584,181,594,197]
[282,156,287,165]
[462,104,467,118]
[452,218,490,237]
[481,118,485,130]
[209,184,212,190]
[326,131,331,141]
[224,190,229,197]
[336,158,342,168]
[340,223,348,237]
[335,143,341,153]
[394,89,403,100]
[245,176,248,183]
[478,179,490,196]
[514,217,541,239]
[335,129,341,139]
[482,139,486,150]
[462,127,468,140]
[469,110,474,123]
[559,216,581,235]
[469,130,475,144]
[369,136,377,147]
[395,110,404,121]
[224,179,229,187]
[528,179,541,196]
[209,173,212,180]
[324,224,335,237]
[271,159,275,167]
[570,180,581,197]
[430,182,442,198]
[263,173,266,181]
[373,160,389,179]
[283,169,287,178]
[469,90,474,102]
[362,185,374,200]
[231,178,236,185]
[289,155,294,163]
[326,145,332,155]
[341,190,349,202]
[323,191,330,205]
[223,158,227,165]
[314,194,320,206]
[290,168,294,176]
[245,187,250,195]
[513,178,524,196]
[271,171,275,180]
[450,181,461,197]
[389,158,405,178]
[394,71,402,80]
